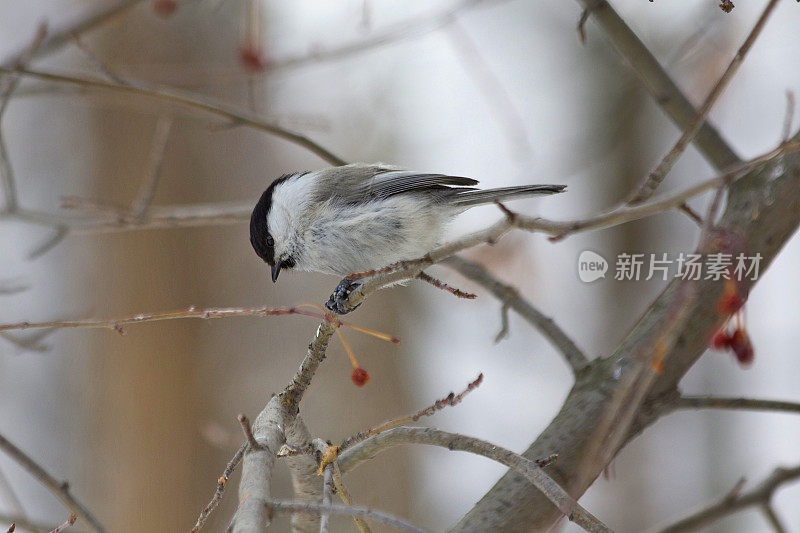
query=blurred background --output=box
[1,1,799,531]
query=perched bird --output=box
[250,163,565,285]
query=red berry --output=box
[351,367,369,387]
[152,0,178,17]
[728,329,754,367]
[239,47,267,72]
[710,330,731,350]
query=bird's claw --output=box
[325,278,362,315]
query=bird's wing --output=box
[313,163,478,204]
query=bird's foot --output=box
[325,277,362,315]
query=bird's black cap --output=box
[249,173,293,265]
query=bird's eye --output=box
[266,234,274,247]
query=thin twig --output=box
[673,396,800,415]
[2,67,345,166]
[654,464,800,533]
[48,514,77,533]
[574,0,741,172]
[336,426,611,533]
[761,504,788,533]
[0,24,48,214]
[444,256,589,373]
[446,19,534,160]
[782,91,795,143]
[320,465,333,533]
[340,374,484,451]
[129,116,173,221]
[237,415,261,451]
[191,443,247,533]
[264,0,506,74]
[0,1,145,69]
[70,33,128,85]
[0,305,334,333]
[0,432,106,533]
[416,271,476,299]
[340,138,797,315]
[0,513,54,533]
[627,0,780,204]
[331,463,370,533]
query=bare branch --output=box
[1,67,345,166]
[0,305,339,334]
[264,0,506,74]
[0,1,145,69]
[330,463,370,533]
[331,140,797,316]
[761,504,788,533]
[628,0,781,204]
[446,20,534,160]
[673,396,800,415]
[129,116,173,220]
[336,426,610,533]
[574,0,741,172]
[340,374,484,451]
[654,464,800,533]
[444,256,589,373]
[230,396,290,532]
[49,514,77,533]
[279,322,336,415]
[416,271,476,299]
[283,419,325,533]
[0,513,53,533]
[263,500,424,533]
[319,465,333,533]
[451,131,800,530]
[191,443,247,533]
[1,24,48,214]
[0,432,106,533]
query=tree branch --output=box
[261,500,424,533]
[0,1,145,69]
[654,464,800,533]
[575,0,741,172]
[450,133,800,530]
[0,432,105,533]
[1,67,345,166]
[330,139,797,315]
[336,426,611,533]
[191,443,247,533]
[443,255,589,374]
[627,0,780,203]
[673,396,800,415]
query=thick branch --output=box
[231,397,292,533]
[443,256,589,374]
[0,432,105,533]
[262,500,424,533]
[283,418,324,533]
[337,427,611,533]
[450,134,800,530]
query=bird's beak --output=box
[270,262,281,283]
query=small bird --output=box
[250,163,565,285]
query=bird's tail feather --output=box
[452,184,566,207]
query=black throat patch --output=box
[249,173,294,264]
